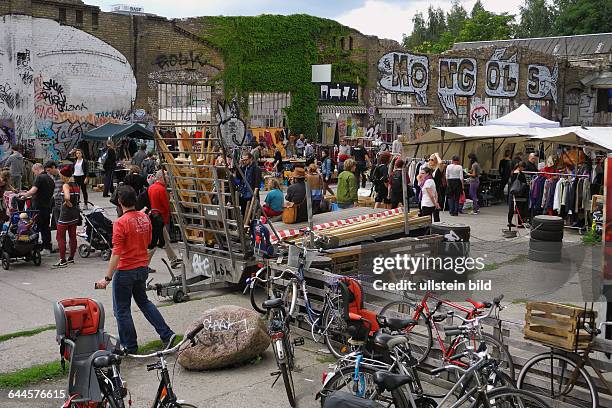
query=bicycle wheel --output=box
[249,273,268,315]
[475,387,553,408]
[321,300,352,358]
[451,332,515,380]
[379,301,433,365]
[279,362,296,407]
[282,281,299,318]
[517,352,598,408]
[319,365,411,408]
[168,403,198,407]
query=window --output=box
[340,37,345,50]
[92,12,99,28]
[456,97,469,126]
[380,91,415,107]
[349,36,353,50]
[248,92,291,128]
[528,99,552,119]
[157,84,213,129]
[59,8,66,24]
[485,97,512,119]
[75,10,83,26]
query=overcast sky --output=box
[94,0,524,41]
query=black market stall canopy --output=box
[81,123,154,142]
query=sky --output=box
[94,0,524,41]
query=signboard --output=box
[312,64,332,83]
[319,83,358,102]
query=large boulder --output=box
[178,305,270,370]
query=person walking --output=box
[418,166,440,222]
[147,170,182,269]
[53,165,80,268]
[237,152,262,216]
[21,162,56,254]
[95,185,175,353]
[5,145,24,191]
[371,151,391,209]
[320,149,335,195]
[466,153,481,214]
[389,159,410,209]
[336,158,358,209]
[71,148,89,208]
[131,144,147,168]
[508,162,528,228]
[428,153,446,213]
[351,139,369,188]
[102,141,117,197]
[445,156,464,216]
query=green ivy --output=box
[201,15,368,140]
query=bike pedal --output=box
[270,371,281,376]
[293,337,305,346]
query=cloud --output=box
[336,0,523,41]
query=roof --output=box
[82,123,154,142]
[486,104,559,128]
[452,32,612,57]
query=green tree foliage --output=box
[471,0,486,18]
[457,11,515,42]
[516,0,555,38]
[552,0,612,35]
[446,0,469,37]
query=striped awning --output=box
[379,106,434,118]
[317,105,368,114]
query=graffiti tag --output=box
[377,52,429,105]
[153,51,207,70]
[527,63,558,103]
[485,48,518,97]
[437,57,477,116]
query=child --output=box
[17,212,33,240]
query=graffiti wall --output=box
[437,57,477,115]
[377,51,429,105]
[0,15,136,160]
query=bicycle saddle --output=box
[262,298,284,309]
[466,298,489,309]
[373,371,413,392]
[373,332,408,350]
[380,317,417,331]
[92,353,120,368]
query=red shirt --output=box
[112,210,152,270]
[148,181,171,225]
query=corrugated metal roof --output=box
[453,33,612,56]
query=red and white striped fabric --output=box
[270,207,402,242]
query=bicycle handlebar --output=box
[123,323,205,359]
[453,295,503,324]
[584,321,612,336]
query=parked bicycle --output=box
[64,324,205,408]
[517,321,612,408]
[380,292,515,379]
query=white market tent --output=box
[409,106,611,171]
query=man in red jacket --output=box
[147,170,182,268]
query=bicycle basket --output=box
[287,244,315,269]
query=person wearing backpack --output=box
[147,170,182,269]
[372,151,391,209]
[389,159,413,209]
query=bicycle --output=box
[261,296,304,407]
[380,292,515,378]
[64,324,205,408]
[517,321,612,408]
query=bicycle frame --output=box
[150,357,178,408]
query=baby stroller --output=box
[0,192,41,270]
[78,208,113,261]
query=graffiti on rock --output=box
[437,57,477,116]
[485,48,518,98]
[527,63,558,103]
[377,52,429,105]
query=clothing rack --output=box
[523,171,589,178]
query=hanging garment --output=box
[553,178,568,212]
[546,179,557,211]
[582,178,591,210]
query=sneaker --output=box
[66,258,75,264]
[52,259,67,268]
[77,232,88,239]
[170,258,183,269]
[41,249,52,256]
[163,334,177,350]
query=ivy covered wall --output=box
[201,14,368,139]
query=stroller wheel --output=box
[102,249,112,261]
[78,244,91,258]
[2,252,9,270]
[32,248,41,266]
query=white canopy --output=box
[486,104,560,128]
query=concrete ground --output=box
[0,187,608,407]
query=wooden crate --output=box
[357,196,375,208]
[524,302,596,351]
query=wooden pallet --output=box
[524,302,597,351]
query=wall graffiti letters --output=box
[16,50,34,86]
[485,48,518,97]
[319,83,358,102]
[217,100,246,148]
[437,57,477,116]
[0,83,16,110]
[470,103,489,126]
[377,52,429,105]
[153,51,207,70]
[527,63,558,103]
[36,78,88,113]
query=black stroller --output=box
[78,208,113,261]
[0,194,41,270]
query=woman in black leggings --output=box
[71,148,89,208]
[508,162,528,227]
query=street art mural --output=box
[470,102,490,126]
[0,15,136,160]
[437,57,477,116]
[485,48,519,98]
[377,52,429,105]
[527,63,559,103]
[217,99,246,148]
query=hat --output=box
[60,165,74,178]
[19,212,28,220]
[43,160,57,169]
[292,167,306,179]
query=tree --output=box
[447,0,468,37]
[425,6,447,44]
[457,10,515,42]
[552,0,612,35]
[471,0,485,18]
[516,0,554,38]
[403,12,427,48]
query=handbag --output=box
[282,190,306,224]
[509,178,528,198]
[459,191,466,205]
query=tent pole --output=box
[440,130,445,157]
[491,138,495,171]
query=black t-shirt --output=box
[285,181,307,222]
[352,146,367,163]
[33,173,55,209]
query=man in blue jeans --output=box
[95,185,174,353]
